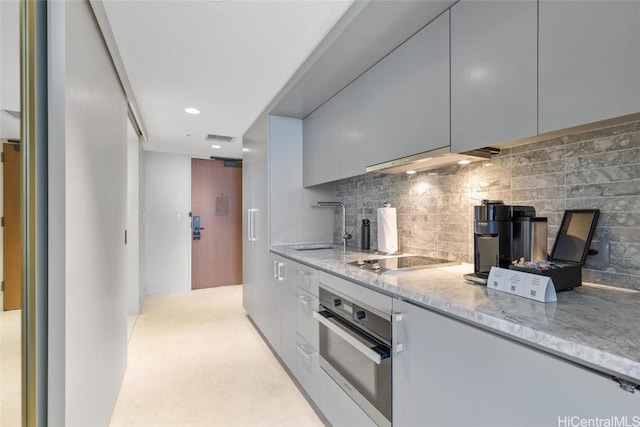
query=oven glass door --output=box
[315,310,391,424]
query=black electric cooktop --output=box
[348,256,458,275]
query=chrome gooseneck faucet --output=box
[316,202,352,252]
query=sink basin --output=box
[291,244,336,251]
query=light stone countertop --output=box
[271,244,640,386]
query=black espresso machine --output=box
[464,200,538,284]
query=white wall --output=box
[138,143,146,310]
[49,1,128,425]
[126,119,141,314]
[269,115,334,245]
[144,151,191,295]
[0,0,20,310]
[0,0,20,140]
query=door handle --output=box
[277,262,285,281]
[392,313,404,353]
[248,209,257,242]
[313,311,383,364]
[193,216,201,240]
[298,295,310,306]
[297,343,315,359]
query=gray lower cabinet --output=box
[451,0,537,152]
[276,257,297,374]
[539,1,640,133]
[365,10,449,167]
[266,256,283,355]
[393,298,639,427]
[295,334,319,404]
[293,265,320,402]
[319,369,377,427]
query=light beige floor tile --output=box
[110,285,323,427]
[1,309,21,427]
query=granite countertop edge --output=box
[270,245,640,386]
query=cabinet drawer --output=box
[295,334,320,405]
[318,271,392,315]
[319,368,377,427]
[296,287,319,347]
[293,266,319,297]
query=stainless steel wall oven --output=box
[313,285,392,427]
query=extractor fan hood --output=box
[366,146,499,174]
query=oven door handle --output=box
[313,311,382,365]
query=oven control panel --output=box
[319,285,391,345]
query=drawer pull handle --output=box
[297,344,315,358]
[298,295,310,306]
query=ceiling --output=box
[1,1,456,154]
[101,0,353,159]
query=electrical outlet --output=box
[588,241,609,267]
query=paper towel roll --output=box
[377,205,398,253]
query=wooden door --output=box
[3,143,21,310]
[191,158,242,289]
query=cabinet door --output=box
[393,299,639,427]
[337,77,366,179]
[265,257,281,353]
[296,334,320,404]
[302,97,339,186]
[295,287,318,348]
[319,369,377,427]
[242,115,270,334]
[278,258,297,374]
[451,0,537,152]
[365,11,450,167]
[318,97,339,183]
[539,1,640,133]
[242,141,255,317]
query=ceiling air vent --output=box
[206,134,234,143]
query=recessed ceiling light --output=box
[185,107,200,115]
[242,148,250,152]
[458,159,471,165]
[406,170,417,175]
[211,144,221,149]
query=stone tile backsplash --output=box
[333,120,640,291]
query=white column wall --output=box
[49,1,128,425]
[0,0,20,310]
[126,120,141,314]
[144,151,191,295]
[138,144,146,309]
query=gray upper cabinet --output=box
[539,1,640,133]
[303,78,366,186]
[303,96,339,187]
[365,11,450,167]
[337,77,366,179]
[451,0,537,153]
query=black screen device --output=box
[550,209,600,265]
